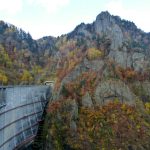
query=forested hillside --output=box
[0,21,57,84]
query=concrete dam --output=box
[0,85,52,150]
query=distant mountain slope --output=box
[37,36,57,56]
[0,21,58,84]
[0,21,38,52]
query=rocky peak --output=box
[94,11,123,50]
[95,11,115,31]
[96,11,113,22]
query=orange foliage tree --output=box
[61,71,97,99]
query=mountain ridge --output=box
[0,11,150,85]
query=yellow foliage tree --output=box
[0,45,12,68]
[20,70,33,84]
[87,48,102,60]
[0,72,8,85]
[145,102,150,114]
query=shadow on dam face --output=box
[0,85,52,150]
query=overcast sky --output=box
[0,0,149,39]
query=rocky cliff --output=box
[53,11,150,103]
[40,11,150,150]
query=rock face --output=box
[94,12,150,71]
[69,99,78,131]
[95,80,136,105]
[65,12,150,75]
[82,92,93,107]
[108,50,147,71]
[131,81,150,102]
[94,11,123,50]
